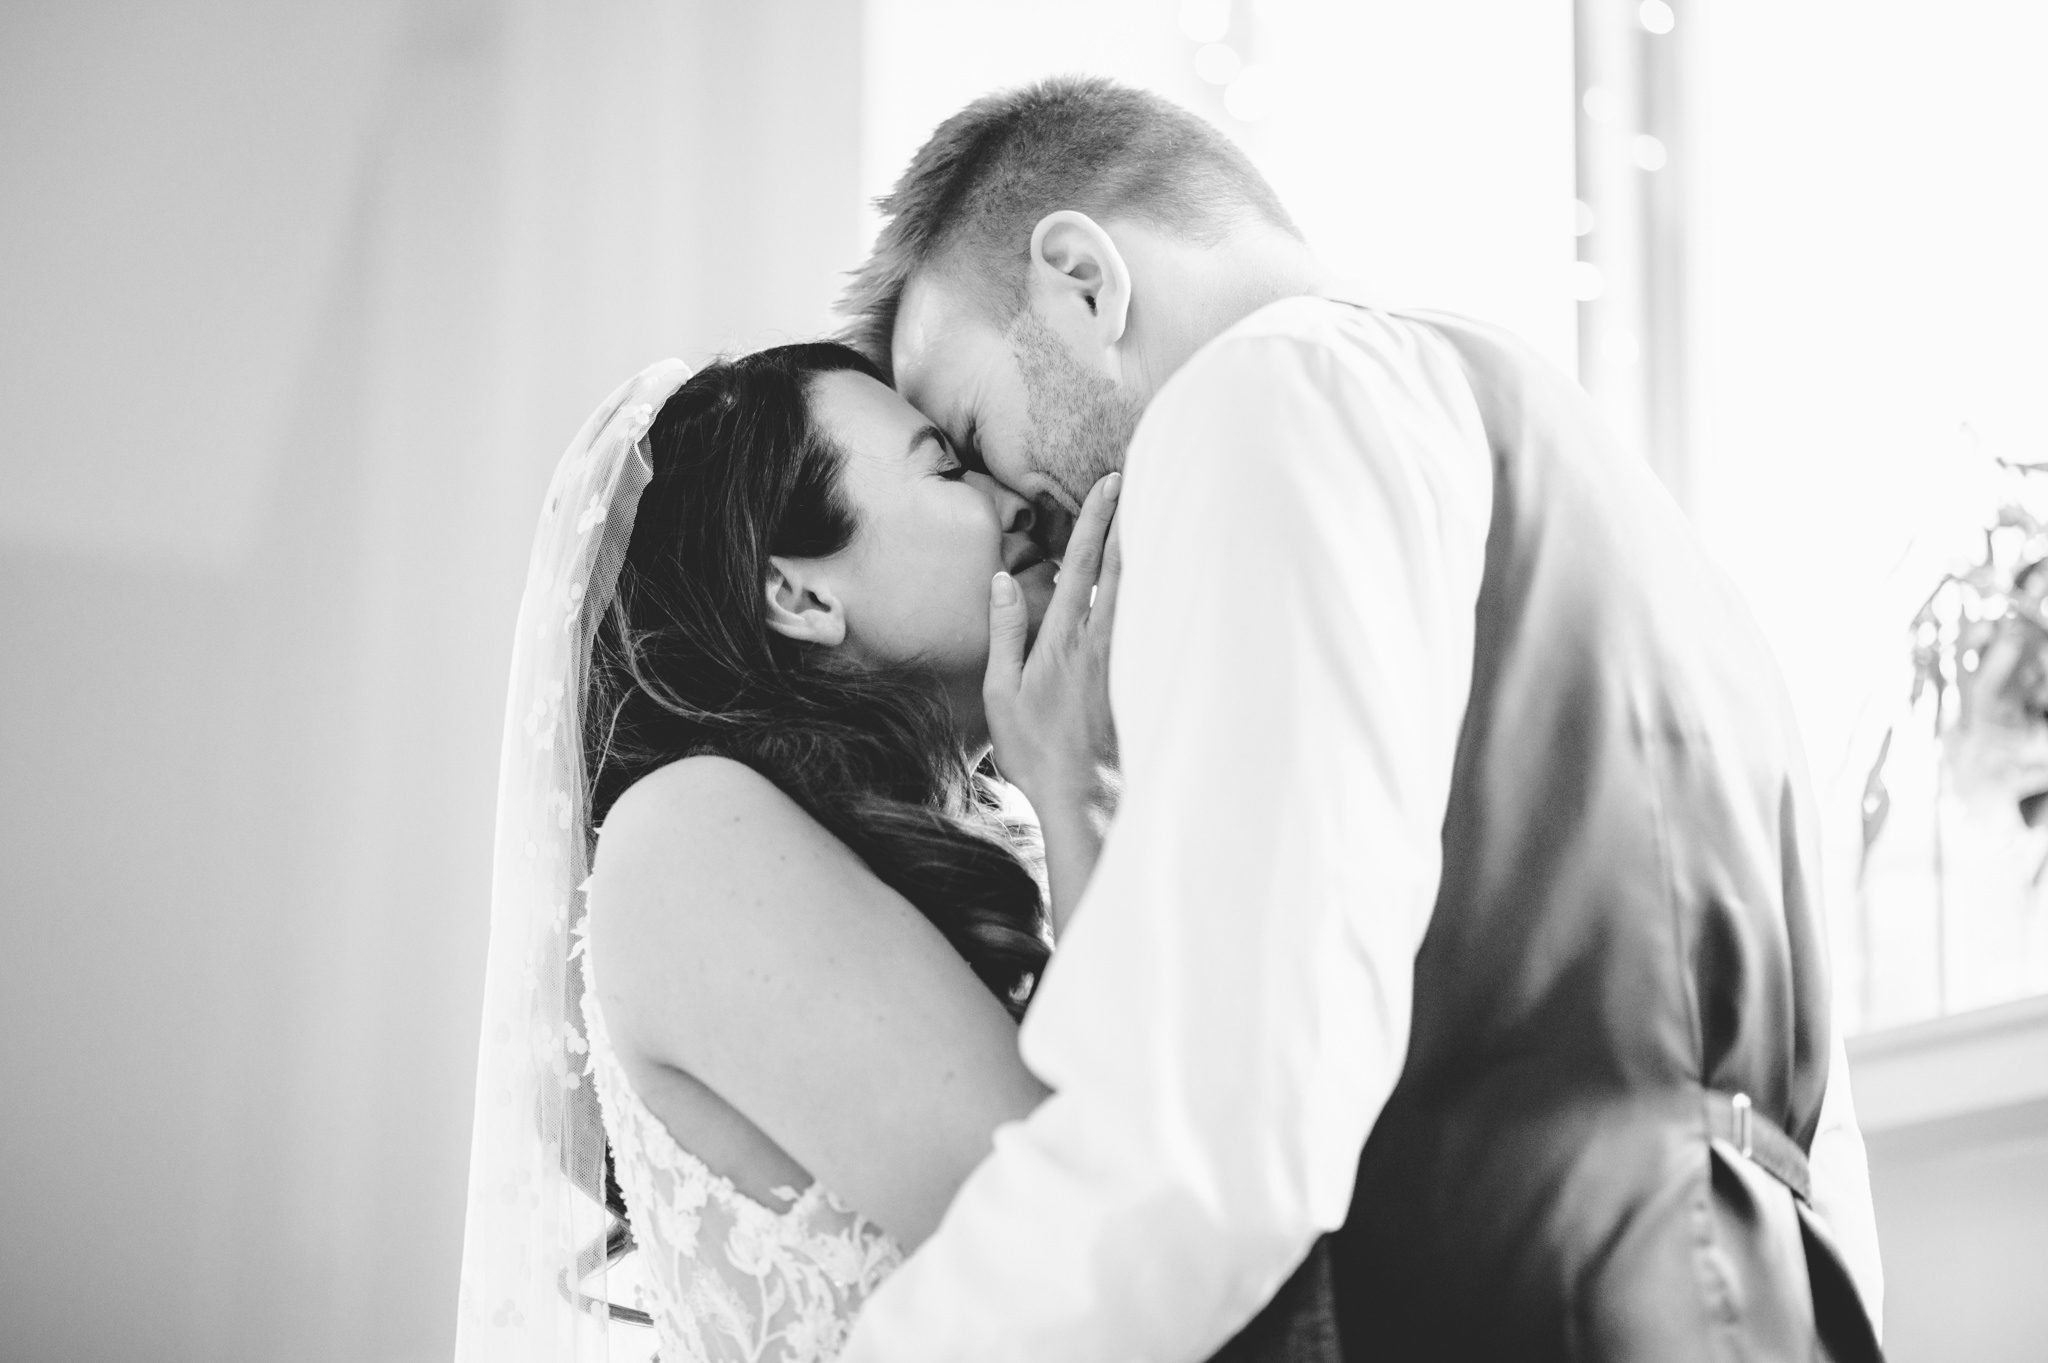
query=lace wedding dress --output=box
[580,935,904,1363]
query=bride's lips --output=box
[1009,555,1058,608]
[1004,543,1049,577]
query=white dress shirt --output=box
[838,298,1881,1362]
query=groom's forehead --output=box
[893,272,981,373]
[892,273,1009,429]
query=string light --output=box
[1632,133,1668,171]
[1639,1,1676,36]
[1581,85,1621,123]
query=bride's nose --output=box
[968,471,1038,540]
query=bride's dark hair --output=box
[584,341,1049,1018]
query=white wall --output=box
[1849,1000,2048,1360]
[1868,1115,2048,1363]
[0,4,863,1360]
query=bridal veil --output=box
[454,360,692,1363]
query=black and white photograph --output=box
[4,2,2045,1360]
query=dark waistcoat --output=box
[1212,309,1880,1363]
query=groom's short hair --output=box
[840,75,1297,375]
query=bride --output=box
[454,343,1122,1363]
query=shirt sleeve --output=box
[838,307,1495,1363]
[1808,1030,1885,1336]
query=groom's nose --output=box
[973,472,1044,546]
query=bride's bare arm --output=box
[586,753,1049,1249]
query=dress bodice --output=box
[580,933,903,1362]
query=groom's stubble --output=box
[1007,307,1146,537]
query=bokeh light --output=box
[1194,42,1243,85]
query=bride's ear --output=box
[764,556,847,648]
[1028,210,1132,350]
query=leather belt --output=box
[1706,1089,1812,1205]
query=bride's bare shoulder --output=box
[596,755,851,891]
[585,756,939,1077]
[587,756,881,966]
[605,753,796,823]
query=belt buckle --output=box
[1730,1091,1754,1158]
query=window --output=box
[1591,0,2048,1031]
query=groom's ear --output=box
[764,557,848,648]
[1027,211,1132,351]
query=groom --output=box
[834,77,1884,1362]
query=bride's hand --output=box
[984,472,1122,809]
[984,473,1122,934]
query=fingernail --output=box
[1104,472,1122,501]
[992,572,1018,604]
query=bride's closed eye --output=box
[919,427,971,481]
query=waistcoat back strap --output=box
[1707,1090,1812,1204]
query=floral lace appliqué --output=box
[581,966,903,1362]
